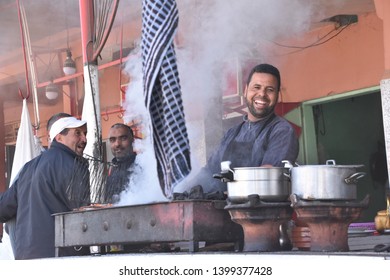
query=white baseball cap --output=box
[49,117,87,141]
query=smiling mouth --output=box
[254,99,268,108]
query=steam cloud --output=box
[117,48,169,206]
[118,0,322,202]
[174,0,319,192]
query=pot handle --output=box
[283,172,291,180]
[221,161,234,173]
[344,172,366,184]
[326,159,336,165]
[213,171,234,182]
[281,160,294,180]
[281,161,292,181]
[282,160,300,167]
[282,160,293,168]
[214,161,235,182]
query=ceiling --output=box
[0,0,376,106]
[0,0,141,105]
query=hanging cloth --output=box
[0,99,44,260]
[141,0,191,198]
[10,99,44,183]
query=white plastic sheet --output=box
[0,99,44,260]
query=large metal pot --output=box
[284,160,366,201]
[214,161,291,202]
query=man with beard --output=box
[186,63,299,194]
[0,115,90,259]
[104,123,137,204]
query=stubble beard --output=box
[245,97,275,120]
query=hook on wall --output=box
[117,107,124,119]
[18,88,30,100]
[101,106,125,121]
[103,109,109,121]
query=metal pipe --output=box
[79,0,95,64]
[17,0,40,131]
[101,107,124,121]
[35,56,129,89]
[16,0,31,100]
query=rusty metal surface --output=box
[290,194,370,252]
[226,200,292,252]
[54,200,243,250]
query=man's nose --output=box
[80,133,87,142]
[258,88,267,97]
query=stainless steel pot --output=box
[214,161,291,202]
[284,160,366,201]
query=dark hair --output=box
[47,112,72,132]
[110,123,134,138]
[246,63,281,91]
[47,112,72,142]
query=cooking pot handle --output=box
[282,160,300,167]
[282,160,293,180]
[282,160,293,168]
[281,161,294,180]
[344,172,366,184]
[283,172,291,180]
[326,159,336,165]
[213,171,234,182]
[221,161,233,173]
[216,161,234,182]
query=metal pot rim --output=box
[233,166,289,170]
[291,164,364,168]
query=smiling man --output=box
[187,63,299,193]
[0,114,91,259]
[245,66,279,122]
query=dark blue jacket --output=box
[0,141,90,259]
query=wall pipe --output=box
[15,0,31,100]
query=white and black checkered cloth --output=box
[142,0,191,198]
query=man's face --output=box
[109,126,134,161]
[57,125,87,156]
[244,72,279,122]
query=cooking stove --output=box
[290,194,370,252]
[53,200,244,256]
[224,194,293,252]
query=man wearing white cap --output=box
[0,114,91,259]
[49,116,88,156]
[46,112,72,146]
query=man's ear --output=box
[243,85,248,97]
[54,134,62,143]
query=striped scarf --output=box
[142,0,191,198]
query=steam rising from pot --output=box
[117,0,322,203]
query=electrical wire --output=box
[91,0,119,62]
[270,19,355,55]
